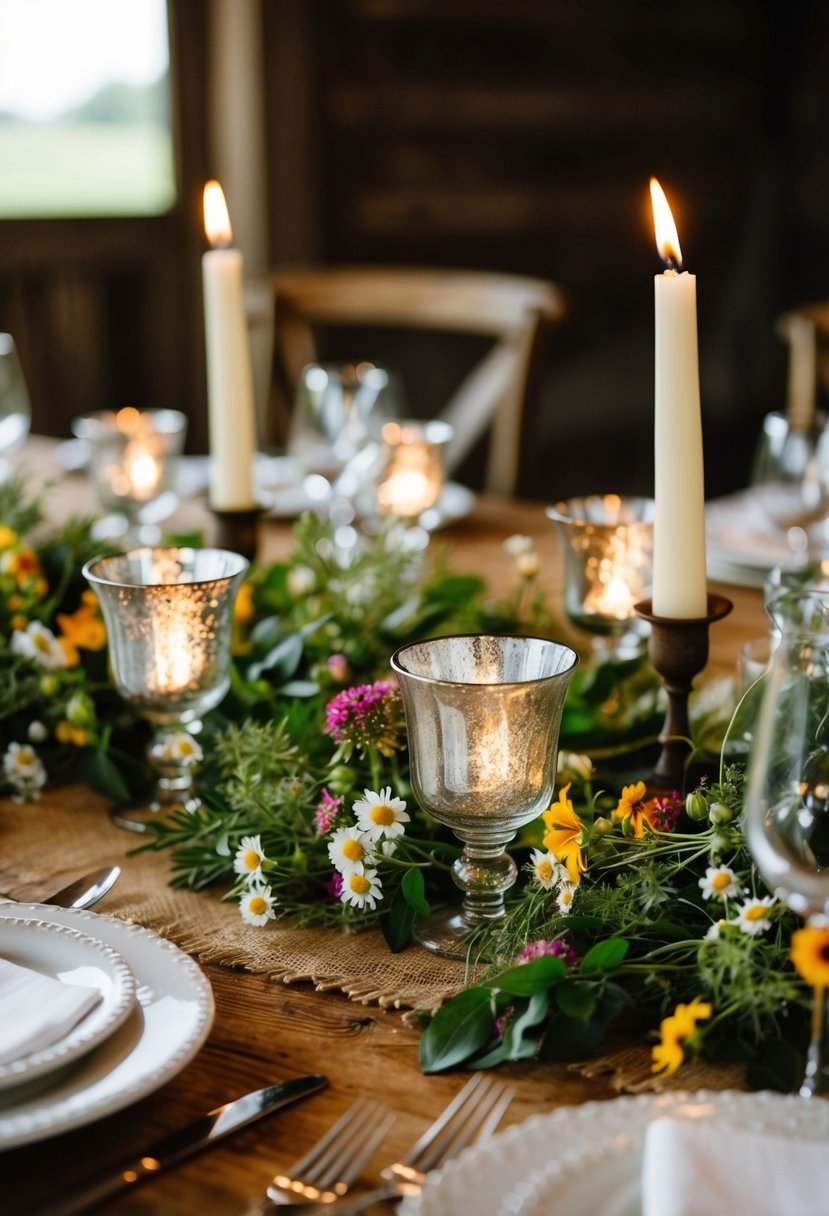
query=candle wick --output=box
[663,254,680,272]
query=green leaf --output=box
[248,634,304,683]
[278,679,320,698]
[555,979,598,1020]
[383,885,416,953]
[580,938,630,975]
[540,982,630,1062]
[483,956,566,996]
[83,749,131,803]
[419,988,494,1073]
[401,868,431,917]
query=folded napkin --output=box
[642,1115,829,1216]
[0,956,101,1066]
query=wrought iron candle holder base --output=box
[634,593,733,794]
[211,504,264,563]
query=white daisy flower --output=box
[735,895,776,936]
[698,865,740,902]
[556,884,577,915]
[504,534,534,557]
[159,731,203,766]
[340,868,383,911]
[10,621,69,670]
[3,741,47,801]
[528,848,564,891]
[327,826,374,875]
[287,564,316,596]
[704,919,729,941]
[352,786,410,842]
[239,884,276,927]
[233,834,267,881]
[515,551,540,578]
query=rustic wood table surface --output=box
[0,438,768,1215]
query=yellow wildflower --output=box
[56,602,107,652]
[0,525,18,550]
[234,581,256,624]
[542,783,588,885]
[791,925,829,990]
[651,995,712,1076]
[613,781,658,838]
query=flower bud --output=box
[708,801,733,826]
[327,764,355,795]
[27,720,47,743]
[685,791,709,821]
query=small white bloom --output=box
[27,720,48,743]
[528,848,564,891]
[239,884,277,927]
[327,826,374,875]
[11,621,68,670]
[233,834,266,881]
[556,884,577,915]
[159,731,203,766]
[557,752,593,781]
[340,868,383,911]
[735,895,776,936]
[704,919,729,941]
[699,865,740,902]
[3,741,47,801]
[504,534,534,557]
[287,564,316,596]
[515,551,540,578]
[353,786,410,842]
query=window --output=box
[0,0,174,217]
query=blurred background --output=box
[0,0,827,501]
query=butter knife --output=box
[29,1074,328,1216]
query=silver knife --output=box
[29,1074,329,1216]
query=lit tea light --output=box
[375,421,451,519]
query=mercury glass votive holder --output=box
[546,494,655,655]
[72,408,188,544]
[337,419,453,534]
[83,547,248,832]
[391,633,578,959]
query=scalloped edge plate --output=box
[402,1090,829,1216]
[0,917,135,1091]
[0,905,214,1150]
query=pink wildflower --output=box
[327,871,344,899]
[326,653,352,683]
[324,680,406,757]
[517,938,579,968]
[315,788,343,835]
[650,790,683,832]
[494,1005,515,1037]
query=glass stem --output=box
[801,983,829,1097]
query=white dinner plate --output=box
[0,904,214,1150]
[402,1089,829,1216]
[264,478,476,526]
[0,917,135,1092]
[705,489,800,588]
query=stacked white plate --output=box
[705,489,800,588]
[0,904,214,1150]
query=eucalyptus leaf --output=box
[383,885,416,953]
[580,938,630,975]
[84,749,131,803]
[483,956,566,996]
[555,978,597,1020]
[401,868,430,917]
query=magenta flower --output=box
[650,791,683,832]
[327,871,344,899]
[324,680,406,757]
[326,653,352,683]
[315,788,343,835]
[494,1004,515,1037]
[517,938,579,968]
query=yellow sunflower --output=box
[542,783,588,885]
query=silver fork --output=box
[309,1074,515,1215]
[264,1097,396,1207]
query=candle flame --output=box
[203,180,232,247]
[649,177,683,269]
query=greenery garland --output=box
[0,473,820,1090]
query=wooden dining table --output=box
[0,438,768,1215]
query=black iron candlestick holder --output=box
[634,593,733,794]
[211,504,264,564]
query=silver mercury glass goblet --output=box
[391,633,578,959]
[83,547,248,833]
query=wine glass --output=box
[0,334,32,478]
[751,411,829,555]
[744,588,829,1094]
[391,634,578,959]
[83,546,248,833]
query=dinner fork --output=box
[305,1073,515,1215]
[262,1097,396,1207]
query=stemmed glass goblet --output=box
[0,334,32,479]
[391,634,578,959]
[744,588,829,1094]
[83,546,248,833]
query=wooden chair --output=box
[260,266,564,495]
[775,301,829,427]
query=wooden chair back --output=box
[263,266,564,495]
[776,301,829,427]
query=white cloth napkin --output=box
[641,1115,829,1216]
[0,955,101,1065]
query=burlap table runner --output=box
[0,785,746,1094]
